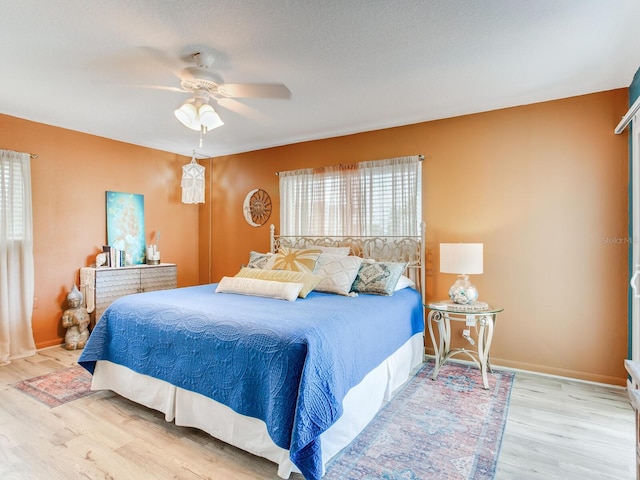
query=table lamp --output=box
[440,243,483,304]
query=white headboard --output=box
[270,222,426,305]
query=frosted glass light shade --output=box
[174,102,200,131]
[440,243,483,274]
[198,104,224,130]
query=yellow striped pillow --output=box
[235,267,321,298]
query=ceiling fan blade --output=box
[137,84,186,93]
[109,83,186,94]
[216,98,270,123]
[217,83,291,99]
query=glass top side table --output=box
[427,301,503,389]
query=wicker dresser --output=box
[80,263,177,324]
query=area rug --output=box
[324,361,514,480]
[11,364,96,408]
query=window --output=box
[0,153,27,240]
[279,155,422,236]
[0,149,36,364]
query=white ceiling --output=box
[2,0,640,158]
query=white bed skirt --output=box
[91,333,424,478]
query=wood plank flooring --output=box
[496,370,634,480]
[0,347,635,480]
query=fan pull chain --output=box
[199,125,205,148]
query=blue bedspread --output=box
[78,284,423,479]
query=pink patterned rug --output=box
[11,364,96,408]
[324,360,514,480]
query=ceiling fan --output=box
[168,50,291,135]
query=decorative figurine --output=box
[62,284,90,350]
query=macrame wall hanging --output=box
[181,150,205,204]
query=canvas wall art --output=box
[106,191,145,265]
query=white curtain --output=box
[0,149,36,364]
[279,155,422,236]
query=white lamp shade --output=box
[198,104,224,130]
[174,102,200,131]
[440,243,483,274]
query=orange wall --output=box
[1,114,200,348]
[204,89,629,385]
[1,88,628,383]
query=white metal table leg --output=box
[477,314,495,389]
[428,310,447,380]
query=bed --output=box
[78,225,426,480]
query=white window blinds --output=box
[0,150,28,241]
[279,155,422,236]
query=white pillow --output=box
[235,267,321,298]
[215,276,302,301]
[313,254,363,296]
[395,274,416,291]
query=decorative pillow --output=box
[313,254,364,296]
[272,247,322,273]
[247,251,275,269]
[215,276,302,301]
[235,267,321,298]
[351,261,407,296]
[316,245,351,257]
[394,274,416,291]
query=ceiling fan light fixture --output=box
[174,101,200,131]
[175,97,223,132]
[198,103,224,130]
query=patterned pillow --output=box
[272,247,322,273]
[351,261,407,296]
[235,267,321,298]
[247,251,275,269]
[313,254,363,296]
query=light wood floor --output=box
[0,347,635,480]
